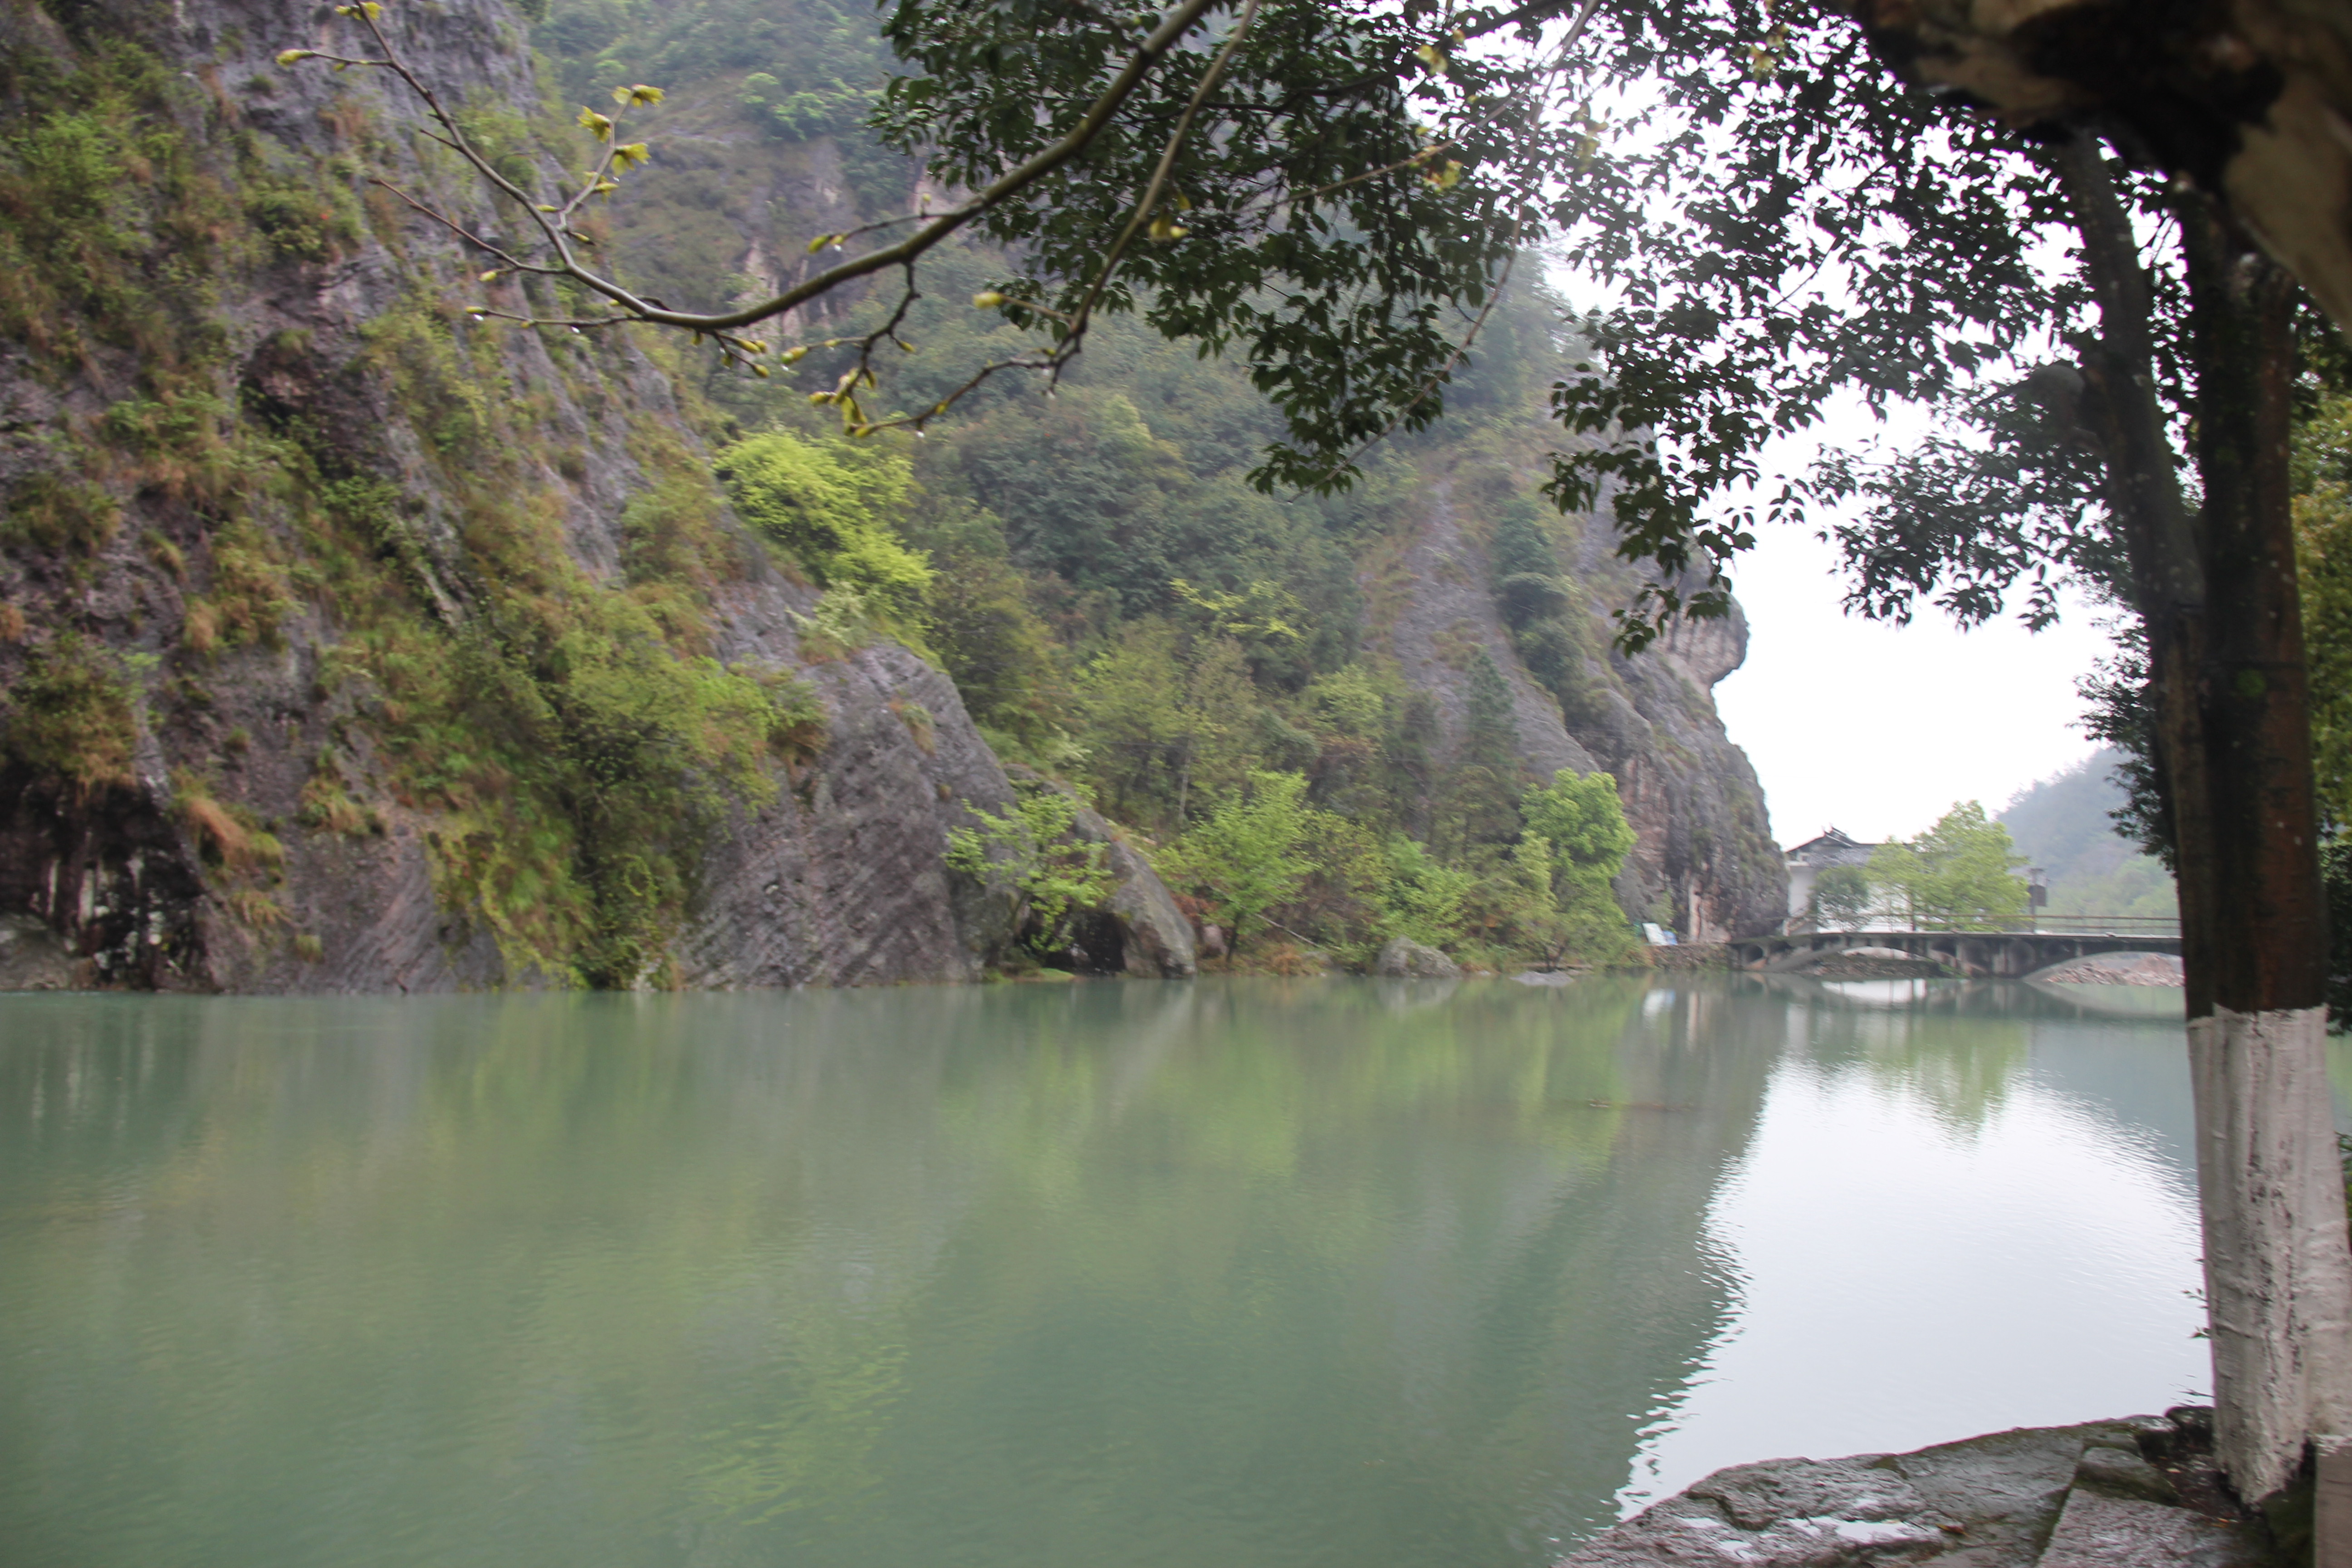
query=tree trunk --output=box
[2058,138,2352,1512]
[2180,208,2352,1508]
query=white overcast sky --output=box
[1710,515,2114,848]
[1690,386,2118,848]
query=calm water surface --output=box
[0,976,2210,1568]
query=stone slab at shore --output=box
[1560,1409,2280,1566]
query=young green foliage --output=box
[1378,834,1477,950]
[1157,769,1318,951]
[1518,767,1637,963]
[1522,768,1635,886]
[1866,802,2029,931]
[944,786,1115,953]
[715,429,933,617]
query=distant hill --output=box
[1998,751,2178,919]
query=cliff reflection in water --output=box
[0,977,2200,1568]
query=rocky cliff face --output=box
[0,0,1779,991]
[1368,462,1786,941]
[511,0,1790,949]
[0,0,1186,991]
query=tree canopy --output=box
[291,0,1581,479]
[1866,802,2029,932]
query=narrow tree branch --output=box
[1049,0,1266,388]
[303,0,1229,337]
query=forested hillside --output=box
[1995,752,2178,920]
[0,0,1782,993]
[525,0,1787,951]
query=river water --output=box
[0,976,2229,1568]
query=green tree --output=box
[1180,637,1260,821]
[1519,768,1638,962]
[900,502,1066,755]
[1282,810,1388,958]
[714,431,932,617]
[1504,833,1570,964]
[1867,803,2028,932]
[1520,770,1636,885]
[1075,620,1190,829]
[1157,770,1314,951]
[1489,496,1558,585]
[1379,836,1476,951]
[1553,863,1637,968]
[1808,864,1874,931]
[1435,650,1524,854]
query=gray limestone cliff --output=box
[0,0,1183,991]
[1368,471,1786,942]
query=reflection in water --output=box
[1626,976,2204,1509]
[0,979,2204,1568]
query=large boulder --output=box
[0,914,76,991]
[1100,836,1196,978]
[1556,1409,2268,1567]
[1065,809,1195,979]
[1376,937,1460,980]
[998,768,1194,979]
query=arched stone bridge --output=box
[1730,929,2182,979]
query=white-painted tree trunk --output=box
[2191,1003,2352,1502]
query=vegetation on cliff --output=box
[488,0,1776,968]
[0,0,1784,987]
[701,276,1657,970]
[0,10,831,986]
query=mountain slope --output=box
[1997,750,2178,920]
[536,0,1786,943]
[0,0,1187,990]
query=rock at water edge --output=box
[1102,837,1197,979]
[0,914,76,991]
[1376,937,1460,980]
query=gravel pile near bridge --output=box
[2038,953,2185,986]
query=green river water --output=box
[0,975,2242,1568]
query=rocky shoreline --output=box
[1560,1408,2278,1566]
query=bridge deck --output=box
[1729,929,2182,978]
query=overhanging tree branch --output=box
[290,0,1548,460]
[288,0,1227,342]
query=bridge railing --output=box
[1792,914,2182,938]
[2019,914,2181,936]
